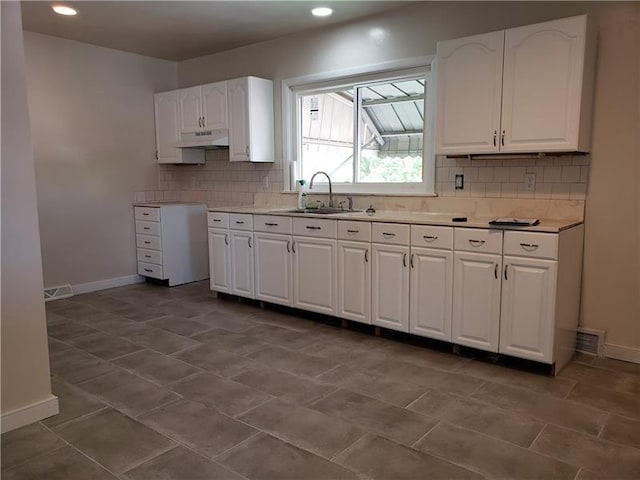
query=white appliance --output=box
[178,128,229,148]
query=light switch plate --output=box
[455,174,464,190]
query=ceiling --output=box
[21,1,411,61]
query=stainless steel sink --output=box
[270,208,362,215]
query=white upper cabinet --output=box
[202,81,228,130]
[435,31,505,155]
[228,76,275,163]
[179,86,203,133]
[154,90,204,165]
[435,15,594,155]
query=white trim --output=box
[70,274,145,295]
[603,343,640,364]
[1,395,59,433]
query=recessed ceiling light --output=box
[52,5,78,16]
[311,7,333,17]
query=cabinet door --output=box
[500,256,557,362]
[452,251,502,352]
[202,81,228,130]
[154,91,180,163]
[372,244,409,332]
[178,86,202,133]
[409,247,453,341]
[435,31,504,155]
[230,230,254,299]
[337,241,371,324]
[254,232,292,306]
[501,16,587,152]
[208,228,230,293]
[227,78,250,162]
[292,236,337,315]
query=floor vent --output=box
[576,327,605,356]
[43,285,73,302]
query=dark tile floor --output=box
[2,281,640,479]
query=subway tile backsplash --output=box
[136,149,589,206]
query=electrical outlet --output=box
[524,173,536,192]
[455,174,464,190]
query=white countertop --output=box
[207,206,582,233]
[133,202,206,208]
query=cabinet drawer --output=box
[229,213,253,231]
[372,223,410,245]
[504,231,558,259]
[138,261,164,280]
[293,217,337,239]
[134,206,160,222]
[135,220,161,236]
[136,234,161,251]
[254,215,292,234]
[338,221,371,242]
[207,212,229,228]
[137,248,162,265]
[411,225,453,249]
[454,228,503,254]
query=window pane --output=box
[357,78,425,183]
[300,90,354,183]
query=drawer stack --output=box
[135,206,164,280]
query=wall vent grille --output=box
[576,327,605,356]
[43,285,73,302]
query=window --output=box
[285,64,435,195]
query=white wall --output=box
[23,32,178,289]
[178,1,640,353]
[1,1,57,431]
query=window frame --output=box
[282,56,436,195]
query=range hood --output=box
[178,129,228,148]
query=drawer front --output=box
[136,234,161,251]
[137,248,162,265]
[229,213,253,231]
[293,217,337,239]
[504,231,558,259]
[338,221,371,242]
[134,206,160,222]
[454,228,503,254]
[254,215,292,234]
[411,225,453,249]
[135,220,161,236]
[207,212,229,228]
[372,222,410,245]
[138,261,164,280]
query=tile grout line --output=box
[527,423,549,450]
[410,419,441,448]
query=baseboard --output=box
[71,274,145,295]
[1,395,59,433]
[603,343,640,364]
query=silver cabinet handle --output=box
[347,229,359,234]
[235,221,245,224]
[501,129,505,146]
[519,243,539,251]
[469,239,485,247]
[202,116,205,127]
[245,146,250,156]
[265,222,278,227]
[248,237,252,248]
[224,234,228,245]
[213,219,222,222]
[504,264,508,280]
[410,254,415,269]
[306,226,321,230]
[142,213,150,216]
[494,263,498,279]
[198,117,201,128]
[155,150,158,160]
[403,253,407,267]
[143,227,150,230]
[364,249,369,263]
[144,255,151,258]
[144,241,151,244]
[144,268,153,273]
[423,235,438,242]
[493,130,497,147]
[382,232,396,238]
[286,240,291,253]
[292,241,296,253]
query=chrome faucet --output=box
[309,171,334,208]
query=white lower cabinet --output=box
[372,243,410,332]
[292,236,337,315]
[452,251,502,352]
[254,232,292,306]
[208,228,231,293]
[499,256,557,362]
[409,247,453,341]
[337,240,371,324]
[230,230,255,298]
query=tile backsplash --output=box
[135,149,589,209]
